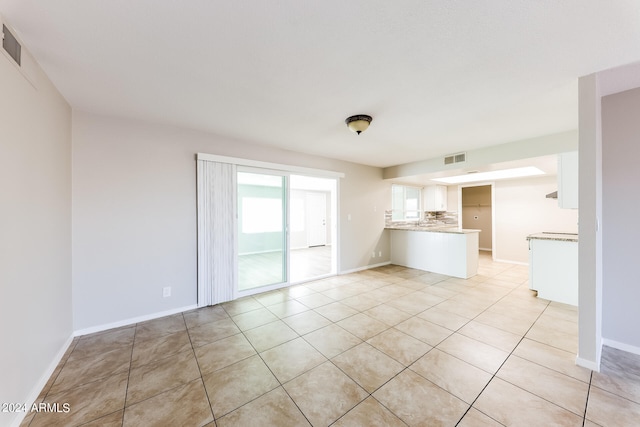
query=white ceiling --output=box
[2,1,640,168]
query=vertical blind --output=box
[196,160,236,307]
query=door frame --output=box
[458,182,496,261]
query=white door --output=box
[306,192,327,247]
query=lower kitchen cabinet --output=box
[528,235,578,306]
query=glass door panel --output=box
[289,175,337,283]
[237,171,287,291]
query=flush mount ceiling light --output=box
[345,114,372,134]
[432,166,545,184]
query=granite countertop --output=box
[385,225,481,234]
[527,232,578,242]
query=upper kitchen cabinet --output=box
[424,185,448,211]
[558,151,578,209]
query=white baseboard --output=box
[10,333,75,427]
[493,258,529,266]
[74,304,198,337]
[340,261,391,275]
[602,338,640,357]
[479,248,492,252]
[289,273,334,286]
[576,356,600,372]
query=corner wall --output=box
[0,37,72,426]
[72,112,390,331]
[577,73,603,369]
[601,87,640,351]
[577,62,640,369]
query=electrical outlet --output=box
[372,251,376,258]
[163,286,171,298]
[378,251,382,257]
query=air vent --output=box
[2,24,21,66]
[1,16,37,88]
[444,152,466,165]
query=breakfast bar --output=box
[387,226,480,279]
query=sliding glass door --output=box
[235,167,338,295]
[237,169,287,291]
[196,153,342,306]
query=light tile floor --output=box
[21,254,640,426]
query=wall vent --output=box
[444,152,466,165]
[1,15,37,88]
[2,24,21,66]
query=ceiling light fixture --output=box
[345,114,372,135]
[432,167,545,184]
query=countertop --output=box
[527,232,578,242]
[385,225,481,234]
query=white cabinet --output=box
[424,185,448,211]
[529,238,578,306]
[558,152,578,209]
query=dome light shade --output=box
[345,114,372,134]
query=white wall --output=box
[72,112,390,331]
[577,73,603,369]
[493,175,578,264]
[0,41,72,426]
[601,87,640,350]
[448,175,578,264]
[577,63,640,368]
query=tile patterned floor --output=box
[21,254,640,426]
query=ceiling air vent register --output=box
[2,24,21,66]
[444,152,466,165]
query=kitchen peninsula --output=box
[387,225,480,279]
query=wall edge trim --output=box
[339,261,391,275]
[575,356,600,372]
[10,333,75,427]
[493,258,529,266]
[74,304,198,337]
[602,338,640,358]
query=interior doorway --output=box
[461,184,494,255]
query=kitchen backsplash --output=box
[385,210,458,227]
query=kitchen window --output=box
[391,184,422,222]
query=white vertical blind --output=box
[197,160,236,307]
